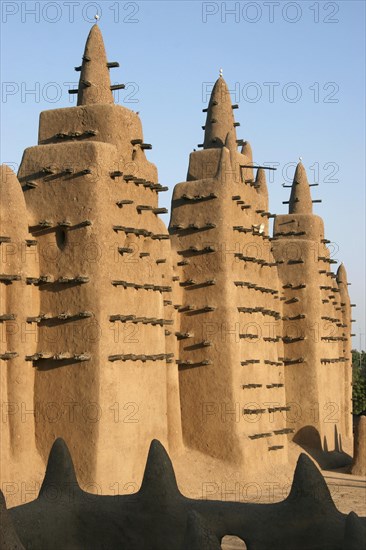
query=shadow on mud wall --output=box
[293,425,352,470]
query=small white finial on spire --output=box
[94,14,100,21]
[299,156,303,162]
[219,68,223,77]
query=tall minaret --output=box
[17,25,181,490]
[273,163,352,454]
[336,263,353,452]
[169,75,288,473]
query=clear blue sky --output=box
[1,1,365,349]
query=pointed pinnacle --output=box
[255,168,268,197]
[241,140,253,160]
[289,162,313,214]
[336,263,351,302]
[215,145,232,183]
[138,439,181,501]
[39,438,80,498]
[77,24,114,106]
[203,77,237,149]
[224,127,237,170]
[240,141,254,181]
[336,263,348,285]
[224,128,237,152]
[287,453,336,511]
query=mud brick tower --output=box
[272,164,353,455]
[169,76,289,471]
[3,26,180,489]
[0,165,44,488]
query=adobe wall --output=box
[273,167,352,455]
[0,165,43,506]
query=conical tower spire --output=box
[203,75,237,149]
[255,168,269,229]
[240,140,254,181]
[77,24,114,106]
[224,127,238,171]
[224,127,237,153]
[336,263,348,286]
[241,140,253,159]
[255,167,268,200]
[288,162,313,214]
